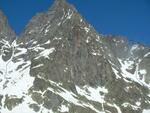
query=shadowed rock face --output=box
[0,11,16,62]
[0,0,150,113]
[0,11,16,43]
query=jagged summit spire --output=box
[0,10,16,42]
[0,10,7,23]
[0,10,9,31]
[0,10,3,15]
[49,0,76,12]
[51,0,68,8]
[54,0,67,3]
[0,10,4,15]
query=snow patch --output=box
[136,101,141,106]
[111,67,121,79]
[76,86,108,103]
[44,25,51,34]
[131,44,139,51]
[143,109,150,113]
[122,102,140,110]
[44,40,50,44]
[86,36,91,43]
[32,64,44,69]
[47,80,103,113]
[35,48,55,59]
[139,69,147,75]
[144,52,150,58]
[84,27,90,33]
[59,105,69,112]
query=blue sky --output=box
[0,0,150,46]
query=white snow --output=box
[107,103,122,113]
[111,67,121,79]
[107,59,121,79]
[118,59,144,86]
[96,35,101,42]
[143,109,150,113]
[76,86,108,103]
[53,37,62,40]
[131,44,139,51]
[48,87,79,105]
[66,9,73,19]
[59,105,69,112]
[0,46,34,97]
[44,40,51,44]
[117,58,150,88]
[0,42,35,112]
[113,38,121,43]
[136,101,141,106]
[57,22,61,26]
[47,80,104,113]
[44,25,51,34]
[84,27,90,33]
[122,102,140,110]
[0,39,11,48]
[144,52,150,58]
[91,51,101,56]
[148,94,150,98]
[91,52,98,56]
[34,48,55,59]
[86,36,91,43]
[39,108,53,113]
[28,46,45,52]
[139,69,147,75]
[64,67,68,72]
[28,29,36,34]
[32,64,44,69]
[32,41,37,44]
[119,59,135,71]
[113,104,122,113]
[61,9,73,24]
[14,47,27,57]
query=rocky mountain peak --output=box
[0,10,8,33]
[51,0,70,9]
[0,10,4,18]
[48,0,77,15]
[54,0,67,4]
[21,0,92,48]
[0,1,150,113]
[0,10,16,43]
[0,10,6,22]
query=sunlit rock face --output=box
[0,0,150,113]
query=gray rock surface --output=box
[0,0,150,113]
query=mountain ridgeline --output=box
[0,0,150,113]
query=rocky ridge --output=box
[0,0,150,113]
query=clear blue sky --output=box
[0,0,150,46]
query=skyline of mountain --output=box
[0,0,150,112]
[0,0,150,46]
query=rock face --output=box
[0,0,150,113]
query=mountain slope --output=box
[0,10,35,113]
[0,0,150,113]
